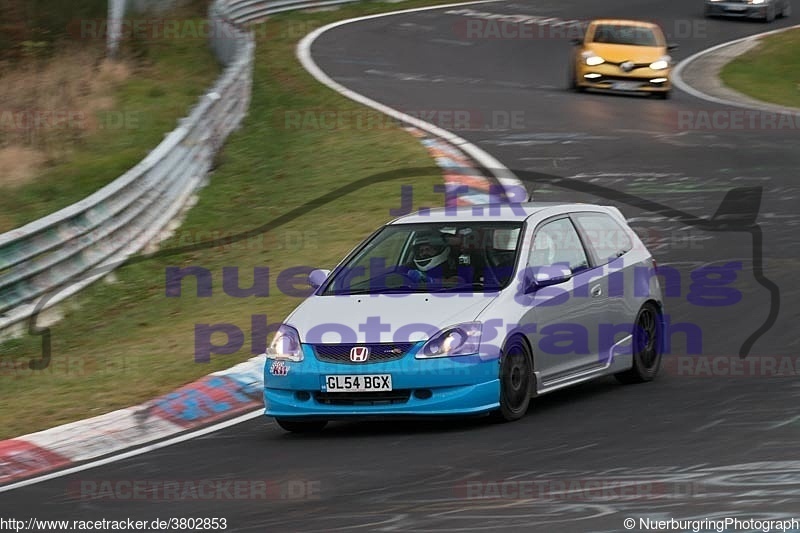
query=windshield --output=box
[321,222,524,295]
[591,24,660,46]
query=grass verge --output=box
[0,0,471,440]
[0,9,220,232]
[720,28,800,109]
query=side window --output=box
[572,212,633,266]
[527,218,590,273]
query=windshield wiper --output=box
[427,282,501,293]
[327,287,418,296]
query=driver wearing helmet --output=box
[408,231,463,285]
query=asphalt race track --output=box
[2,1,800,531]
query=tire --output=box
[493,336,534,422]
[568,65,576,91]
[765,4,776,21]
[568,61,585,92]
[654,90,670,100]
[275,418,328,433]
[781,1,791,16]
[615,303,663,384]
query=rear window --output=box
[571,212,633,266]
[591,24,660,46]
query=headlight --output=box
[266,324,303,362]
[416,322,482,359]
[582,52,605,66]
[649,57,670,70]
[749,0,765,4]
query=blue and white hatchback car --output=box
[263,203,665,432]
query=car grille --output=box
[312,343,415,364]
[608,62,651,70]
[621,65,651,73]
[586,75,650,83]
[314,391,412,405]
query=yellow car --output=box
[569,19,677,99]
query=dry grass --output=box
[0,145,46,187]
[0,19,220,232]
[0,45,133,187]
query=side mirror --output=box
[570,38,583,46]
[667,43,678,51]
[525,266,572,293]
[308,269,331,289]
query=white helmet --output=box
[412,232,450,272]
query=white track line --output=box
[672,23,800,112]
[296,0,527,198]
[0,410,266,493]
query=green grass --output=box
[720,28,800,109]
[0,0,466,439]
[0,23,220,232]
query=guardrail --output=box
[0,0,522,338]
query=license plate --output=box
[324,375,392,392]
[612,81,640,91]
[725,6,747,11]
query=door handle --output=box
[591,285,602,297]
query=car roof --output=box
[388,202,624,224]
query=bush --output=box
[0,0,210,61]
[1,0,107,60]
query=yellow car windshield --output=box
[592,25,659,46]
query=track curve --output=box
[2,1,799,531]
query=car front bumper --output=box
[575,62,671,93]
[704,2,772,18]
[263,344,501,418]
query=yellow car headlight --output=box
[583,53,605,66]
[649,56,671,71]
